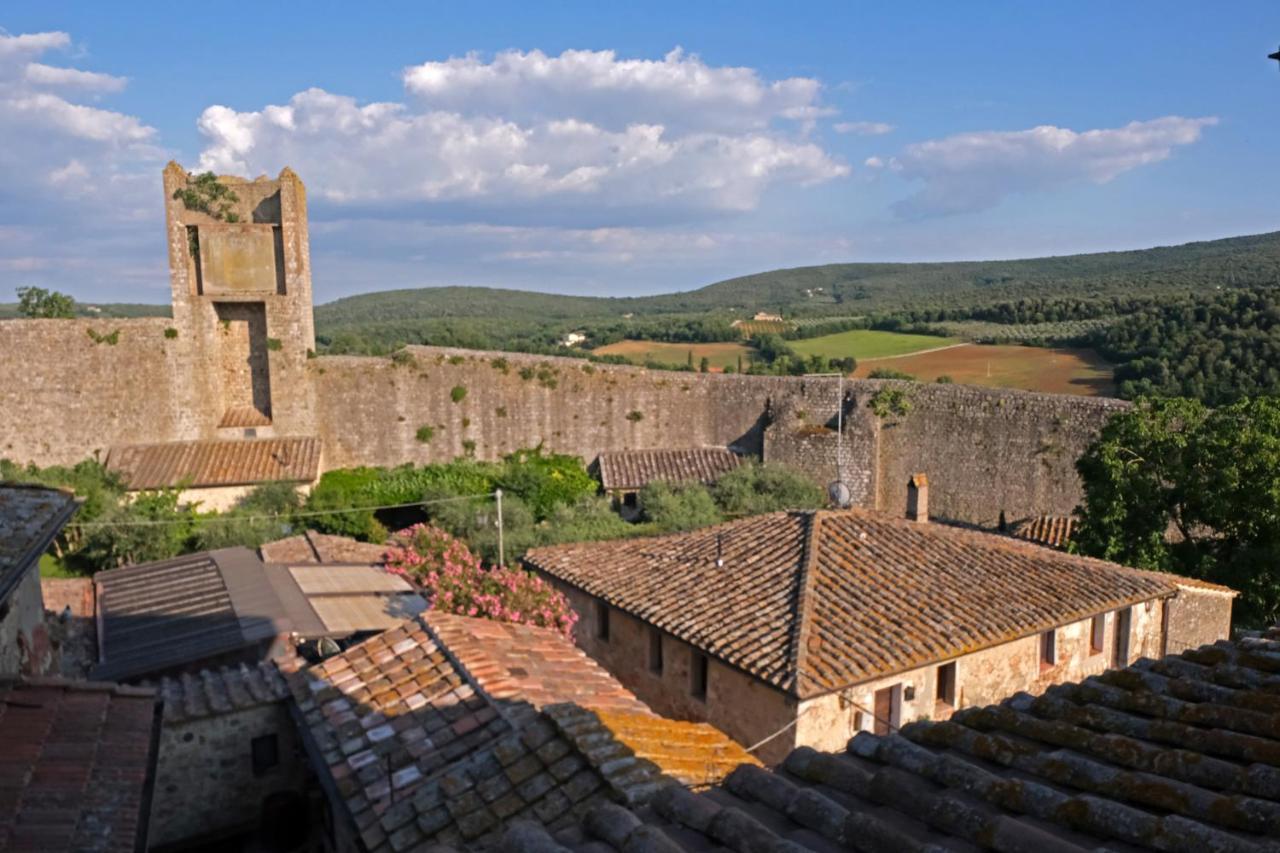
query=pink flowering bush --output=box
[384,523,578,638]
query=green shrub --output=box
[305,467,388,541]
[193,482,301,551]
[868,367,915,380]
[639,481,723,532]
[266,337,282,351]
[164,327,178,339]
[713,462,825,516]
[390,349,415,366]
[80,490,200,568]
[450,385,468,403]
[495,446,596,520]
[415,425,435,443]
[626,410,644,422]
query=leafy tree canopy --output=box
[17,286,76,318]
[1073,396,1280,627]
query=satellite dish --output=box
[316,637,341,659]
[827,481,852,508]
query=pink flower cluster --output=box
[384,523,579,638]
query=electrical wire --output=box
[63,491,498,528]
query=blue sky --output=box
[3,1,1279,304]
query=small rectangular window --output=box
[691,652,708,700]
[1040,629,1057,669]
[251,733,280,777]
[935,662,957,708]
[648,628,663,675]
[1090,614,1106,654]
[596,601,610,642]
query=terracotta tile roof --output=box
[1009,516,1236,596]
[106,436,321,489]
[92,547,289,682]
[150,661,291,723]
[583,709,759,790]
[0,485,77,606]
[525,509,1178,699]
[596,447,743,491]
[426,612,651,716]
[259,530,388,565]
[217,404,272,428]
[0,677,159,852]
[1012,513,1076,549]
[511,624,1280,852]
[288,613,754,849]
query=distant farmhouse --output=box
[525,484,1233,764]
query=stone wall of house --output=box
[795,600,1168,755]
[551,584,799,765]
[149,701,305,848]
[1166,587,1235,654]
[548,577,1171,764]
[0,568,51,675]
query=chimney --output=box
[906,473,929,523]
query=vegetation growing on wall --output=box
[450,385,468,403]
[869,386,912,418]
[172,171,241,222]
[86,328,120,346]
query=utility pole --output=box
[494,489,505,567]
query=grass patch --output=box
[790,329,959,360]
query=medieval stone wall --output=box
[1,328,1122,527]
[309,346,786,470]
[0,317,216,466]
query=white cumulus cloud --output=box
[887,116,1216,218]
[24,62,128,92]
[194,48,848,219]
[834,121,894,136]
[0,30,165,299]
[401,48,825,133]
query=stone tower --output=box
[162,163,316,439]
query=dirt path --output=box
[858,343,972,362]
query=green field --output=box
[592,339,754,371]
[789,329,961,360]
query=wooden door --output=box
[873,687,893,735]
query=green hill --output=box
[314,230,1280,329]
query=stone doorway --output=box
[214,301,272,427]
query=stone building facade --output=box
[525,508,1234,765]
[147,663,304,849]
